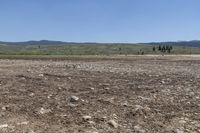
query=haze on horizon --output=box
[0,0,200,43]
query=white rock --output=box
[161,81,165,84]
[17,121,29,125]
[82,115,92,121]
[38,74,44,77]
[29,93,35,97]
[89,87,95,90]
[2,106,9,111]
[39,108,51,114]
[88,121,95,125]
[105,87,110,90]
[47,94,53,99]
[100,116,107,121]
[70,96,79,102]
[0,124,8,129]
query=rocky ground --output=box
[0,56,200,133]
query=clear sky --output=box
[0,0,200,43]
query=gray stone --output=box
[179,120,187,124]
[68,103,77,108]
[134,125,146,133]
[108,120,118,128]
[38,107,51,114]
[23,129,35,133]
[175,127,184,133]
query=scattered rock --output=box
[82,115,92,121]
[108,120,118,128]
[89,87,95,90]
[23,129,35,133]
[47,94,53,99]
[174,127,184,133]
[134,125,145,133]
[70,96,79,102]
[2,106,9,111]
[29,93,35,97]
[161,80,165,84]
[121,101,128,106]
[189,92,195,96]
[104,87,110,90]
[38,74,44,77]
[179,120,187,124]
[113,114,118,119]
[38,107,51,114]
[135,105,143,110]
[88,121,95,125]
[132,105,151,115]
[17,121,29,125]
[68,103,77,108]
[0,124,8,129]
[138,96,151,101]
[101,116,107,121]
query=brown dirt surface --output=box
[0,56,200,133]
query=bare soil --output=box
[0,56,200,133]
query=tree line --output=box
[153,45,173,53]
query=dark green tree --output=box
[169,45,173,50]
[162,45,166,52]
[119,47,122,55]
[153,46,156,52]
[158,45,162,51]
[167,48,171,53]
[166,45,169,51]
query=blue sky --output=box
[0,0,200,43]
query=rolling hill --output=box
[0,40,200,47]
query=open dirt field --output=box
[0,56,200,133]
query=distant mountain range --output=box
[144,40,200,47]
[0,40,200,47]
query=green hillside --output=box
[0,43,199,55]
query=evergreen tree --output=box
[158,45,161,51]
[162,45,166,52]
[153,46,156,52]
[167,48,171,53]
[119,47,122,55]
[169,45,173,50]
[166,45,169,51]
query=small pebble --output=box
[83,115,92,121]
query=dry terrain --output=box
[0,55,200,133]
